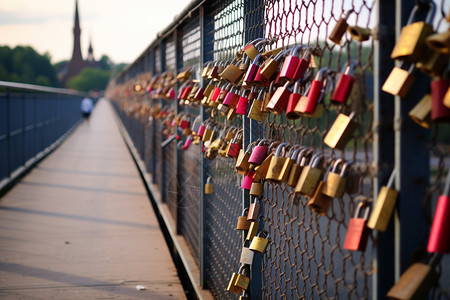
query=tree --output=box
[66,67,110,92]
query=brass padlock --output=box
[249,181,264,197]
[324,112,358,151]
[348,25,372,42]
[295,153,324,196]
[249,231,270,254]
[416,48,449,77]
[286,148,312,187]
[220,59,245,84]
[201,61,212,78]
[328,10,354,45]
[382,63,416,98]
[260,49,290,80]
[322,159,351,198]
[204,177,213,194]
[387,254,440,300]
[266,143,290,182]
[247,89,269,122]
[240,240,254,265]
[426,29,450,54]
[409,94,432,128]
[226,107,236,121]
[243,38,263,61]
[367,170,398,232]
[247,197,261,221]
[235,141,258,175]
[234,265,251,290]
[253,152,274,181]
[227,272,243,294]
[236,208,251,230]
[202,122,215,142]
[246,220,259,241]
[390,2,436,62]
[308,179,333,216]
[279,146,300,183]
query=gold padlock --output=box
[266,143,290,182]
[367,170,398,232]
[382,64,416,98]
[201,61,212,78]
[249,231,270,254]
[247,90,269,122]
[295,153,324,196]
[416,47,449,76]
[390,3,436,62]
[236,208,251,230]
[227,107,236,121]
[204,177,213,194]
[253,152,274,181]
[328,9,354,45]
[348,25,372,42]
[286,147,311,187]
[234,265,251,290]
[247,197,261,221]
[324,112,358,151]
[220,59,245,84]
[246,220,259,241]
[249,181,264,197]
[240,240,254,265]
[308,180,333,216]
[259,49,289,80]
[235,141,258,175]
[227,272,243,294]
[322,159,351,198]
[409,94,432,128]
[279,146,300,183]
[387,254,440,300]
[426,29,450,54]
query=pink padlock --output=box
[166,87,175,100]
[248,140,269,165]
[236,89,251,115]
[241,170,256,190]
[244,53,262,85]
[222,86,240,108]
[197,123,206,138]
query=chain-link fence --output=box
[106,0,450,299]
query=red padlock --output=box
[208,61,220,79]
[331,61,357,105]
[194,85,205,101]
[292,47,311,81]
[236,89,251,115]
[244,53,262,86]
[296,67,328,114]
[241,170,257,190]
[222,86,241,109]
[248,140,269,166]
[179,114,190,129]
[166,87,175,100]
[197,122,206,138]
[279,45,301,81]
[227,130,243,158]
[181,84,193,100]
[217,83,232,103]
[431,77,450,122]
[286,80,302,119]
[177,82,188,100]
[265,81,293,114]
[210,83,223,102]
[427,170,450,253]
[343,201,372,251]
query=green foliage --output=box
[0,45,58,86]
[66,67,111,92]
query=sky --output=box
[0,0,192,64]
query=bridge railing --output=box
[0,81,87,192]
[107,0,450,299]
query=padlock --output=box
[253,151,275,181]
[243,53,262,85]
[331,61,357,105]
[247,197,261,221]
[328,9,354,45]
[234,265,251,290]
[204,177,213,194]
[246,220,259,240]
[202,122,214,142]
[343,200,372,251]
[222,86,241,109]
[248,139,269,166]
[210,83,222,102]
[201,61,212,78]
[367,170,398,232]
[426,29,450,54]
[241,170,256,190]
[181,83,193,100]
[191,116,201,135]
[409,93,432,128]
[227,130,242,158]
[227,272,243,294]
[249,231,270,254]
[382,63,416,97]
[416,46,449,77]
[217,83,232,103]
[226,108,236,121]
[166,86,175,100]
[193,84,205,101]
[247,89,269,122]
[220,59,245,84]
[295,153,324,196]
[431,77,450,122]
[279,146,300,183]
[259,48,290,80]
[295,67,328,114]
[322,159,351,198]
[176,66,192,82]
[427,170,450,253]
[286,80,303,119]
[286,148,312,187]
[236,208,251,230]
[249,181,264,197]
[243,38,264,60]
[178,114,190,129]
[236,89,251,115]
[387,254,440,300]
[292,47,312,81]
[348,25,372,42]
[235,142,256,175]
[266,143,289,182]
[239,55,251,72]
[262,81,277,113]
[279,45,301,81]
[240,240,255,265]
[265,81,293,114]
[324,112,358,150]
[390,2,436,62]
[307,164,334,215]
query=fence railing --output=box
[106,0,450,299]
[0,81,87,192]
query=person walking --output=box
[80,97,94,121]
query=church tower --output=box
[65,0,84,84]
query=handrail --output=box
[0,80,88,97]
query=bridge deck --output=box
[0,99,186,299]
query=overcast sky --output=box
[0,0,192,64]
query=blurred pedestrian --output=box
[80,97,94,121]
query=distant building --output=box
[61,0,101,86]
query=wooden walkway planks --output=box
[0,99,186,300]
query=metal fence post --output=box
[5,88,11,178]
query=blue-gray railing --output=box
[0,81,88,190]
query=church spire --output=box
[87,36,94,62]
[65,0,84,85]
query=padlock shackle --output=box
[443,168,450,196]
[256,89,265,100]
[252,53,262,64]
[206,176,212,184]
[331,158,345,173]
[314,67,329,81]
[386,169,396,188]
[340,161,353,176]
[291,146,306,160]
[274,142,289,157]
[274,48,291,61]
[293,79,302,94]
[310,152,323,167]
[290,45,302,57]
[242,207,249,216]
[342,60,358,75]
[341,9,354,20]
[407,1,436,25]
[237,265,250,275]
[354,200,370,220]
[299,148,314,165]
[257,230,269,239]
